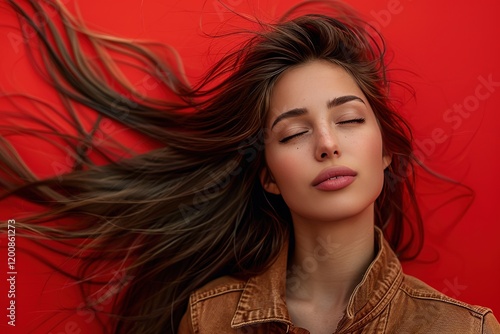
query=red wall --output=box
[1,0,499,332]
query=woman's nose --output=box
[314,127,341,161]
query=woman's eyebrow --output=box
[327,95,365,108]
[271,95,365,129]
[271,108,307,129]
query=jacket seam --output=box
[190,294,200,334]
[191,284,246,304]
[399,283,491,316]
[381,302,390,333]
[231,317,291,329]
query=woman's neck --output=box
[286,205,376,310]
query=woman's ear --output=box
[383,153,392,169]
[260,166,281,195]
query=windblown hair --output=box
[0,0,423,333]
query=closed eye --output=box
[279,130,308,143]
[337,118,365,125]
[279,118,365,143]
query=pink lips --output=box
[312,166,357,191]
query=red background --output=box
[1,0,499,332]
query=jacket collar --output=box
[231,227,403,332]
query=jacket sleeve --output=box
[483,312,500,334]
[178,307,195,334]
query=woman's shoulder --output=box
[179,275,251,334]
[393,273,500,333]
[400,274,491,314]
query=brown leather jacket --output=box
[178,228,500,333]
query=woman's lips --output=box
[312,166,357,191]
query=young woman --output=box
[1,1,499,333]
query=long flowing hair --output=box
[0,0,424,332]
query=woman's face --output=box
[262,60,391,223]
